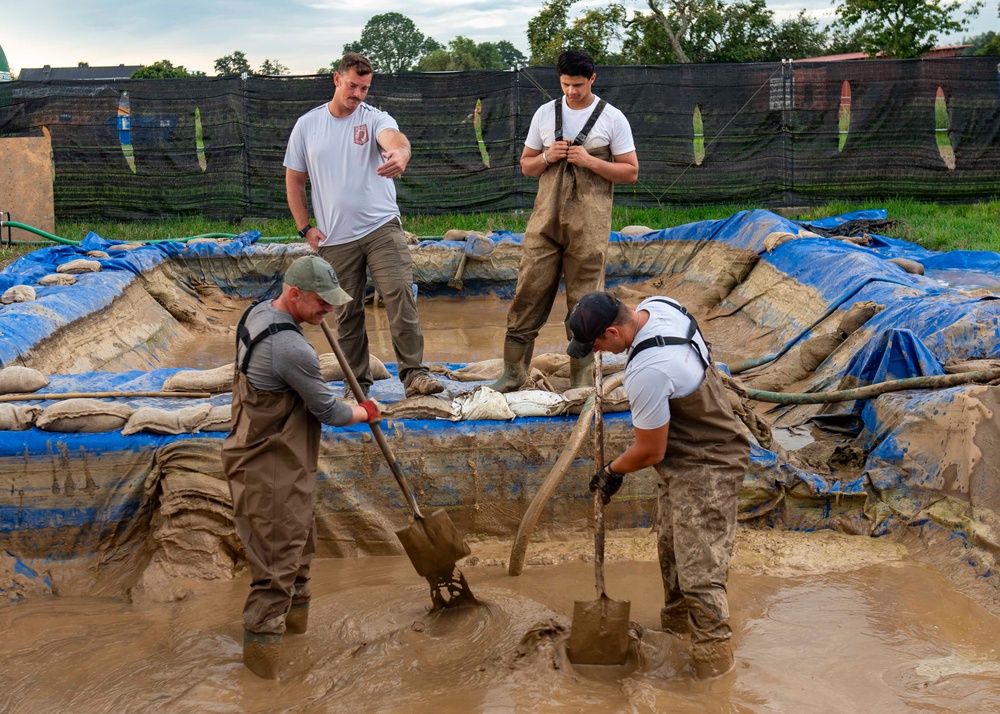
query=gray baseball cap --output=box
[283,256,352,306]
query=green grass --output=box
[2,199,998,271]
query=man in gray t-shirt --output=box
[284,52,443,400]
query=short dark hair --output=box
[339,53,373,76]
[557,50,596,78]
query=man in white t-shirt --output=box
[284,53,443,399]
[490,50,639,394]
[567,291,750,680]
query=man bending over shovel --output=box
[222,255,382,680]
[567,291,750,680]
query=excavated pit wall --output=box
[3,219,1000,604]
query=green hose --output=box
[1,220,243,246]
[744,368,1000,404]
[1,221,80,245]
[2,220,447,247]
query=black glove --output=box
[590,462,625,505]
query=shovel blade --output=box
[567,595,631,665]
[395,509,471,578]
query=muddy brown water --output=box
[158,296,575,370]
[11,293,999,710]
[3,530,999,713]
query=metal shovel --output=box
[567,353,631,665]
[320,319,477,609]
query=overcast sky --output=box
[3,0,995,76]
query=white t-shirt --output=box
[623,298,711,430]
[284,102,400,246]
[525,95,635,155]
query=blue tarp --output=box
[2,209,999,560]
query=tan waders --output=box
[653,364,750,680]
[221,307,322,679]
[500,101,615,391]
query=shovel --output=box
[566,353,631,665]
[320,319,478,610]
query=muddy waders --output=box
[221,306,322,679]
[569,353,595,388]
[490,338,534,393]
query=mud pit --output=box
[3,213,1000,709]
[4,529,1000,713]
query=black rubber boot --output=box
[489,339,534,394]
[569,352,595,389]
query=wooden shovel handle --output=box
[320,319,424,520]
[593,353,607,599]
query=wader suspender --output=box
[627,299,711,369]
[235,299,303,375]
[554,98,608,145]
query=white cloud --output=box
[3,0,997,76]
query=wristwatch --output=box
[297,225,311,239]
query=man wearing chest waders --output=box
[568,291,751,680]
[221,256,382,679]
[490,49,639,394]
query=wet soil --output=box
[3,529,999,713]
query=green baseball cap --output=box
[283,256,352,306]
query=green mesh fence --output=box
[0,58,997,221]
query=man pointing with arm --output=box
[285,52,443,401]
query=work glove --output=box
[359,399,382,424]
[590,462,625,505]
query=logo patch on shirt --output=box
[354,124,369,146]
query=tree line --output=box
[126,0,998,79]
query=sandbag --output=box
[2,285,36,304]
[619,225,654,236]
[199,404,233,432]
[452,386,515,421]
[563,386,631,414]
[36,399,133,433]
[530,353,569,375]
[505,390,567,417]
[839,301,882,335]
[445,359,504,382]
[383,395,454,420]
[318,353,391,382]
[0,366,49,395]
[163,364,234,393]
[121,404,213,436]
[108,243,142,251]
[0,404,43,431]
[85,250,110,258]
[37,273,77,286]
[56,259,102,274]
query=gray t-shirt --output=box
[237,301,353,427]
[623,298,710,430]
[283,102,400,246]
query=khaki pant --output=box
[320,219,426,391]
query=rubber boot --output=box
[489,339,533,394]
[243,631,281,679]
[285,603,309,635]
[692,639,735,680]
[660,599,690,638]
[569,353,595,389]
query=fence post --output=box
[241,72,251,220]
